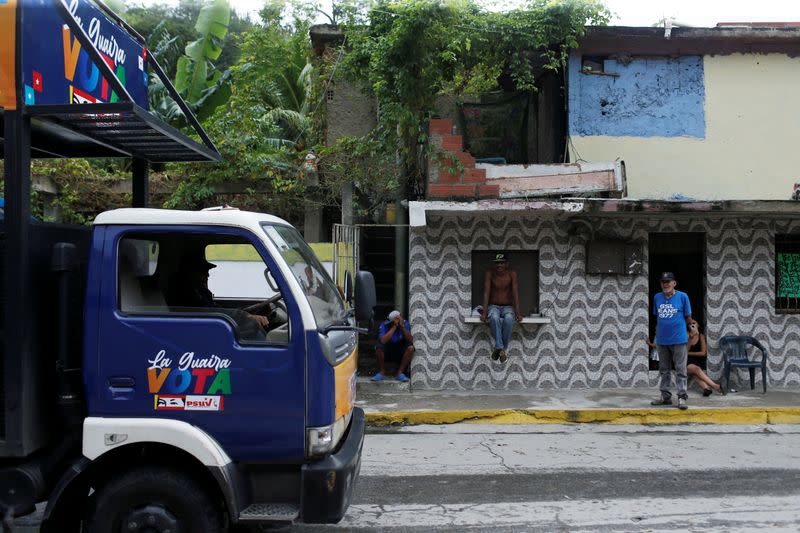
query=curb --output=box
[364,407,800,426]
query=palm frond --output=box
[264,108,309,136]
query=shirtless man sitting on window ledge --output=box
[480,253,522,363]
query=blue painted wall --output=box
[568,55,705,138]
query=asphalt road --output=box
[13,424,800,532]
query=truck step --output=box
[238,503,299,522]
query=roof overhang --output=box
[409,198,800,227]
[576,25,800,57]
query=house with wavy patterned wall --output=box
[410,25,800,390]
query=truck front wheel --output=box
[84,466,224,533]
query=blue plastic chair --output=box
[719,336,768,393]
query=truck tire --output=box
[84,466,223,533]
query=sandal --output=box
[702,388,713,397]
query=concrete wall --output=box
[324,80,376,146]
[568,53,800,201]
[408,213,800,390]
[569,55,705,138]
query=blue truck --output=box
[0,0,376,530]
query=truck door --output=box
[88,226,306,461]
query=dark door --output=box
[648,232,706,370]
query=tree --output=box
[163,0,320,221]
[174,0,232,123]
[126,1,252,77]
[232,0,317,149]
[127,0,254,126]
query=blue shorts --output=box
[376,340,412,360]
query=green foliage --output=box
[317,133,399,219]
[339,0,609,197]
[128,0,246,126]
[173,0,233,123]
[163,0,319,221]
[146,21,186,123]
[51,183,89,225]
[231,0,316,148]
[29,160,135,224]
[127,1,251,78]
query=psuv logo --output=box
[155,395,185,410]
[154,394,224,412]
[185,395,224,411]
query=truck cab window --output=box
[262,223,346,329]
[118,239,165,313]
[118,235,287,344]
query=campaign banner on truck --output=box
[20,0,148,108]
[0,0,17,110]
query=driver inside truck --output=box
[166,249,270,331]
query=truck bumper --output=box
[299,407,365,523]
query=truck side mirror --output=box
[354,271,376,323]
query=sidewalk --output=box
[356,378,800,426]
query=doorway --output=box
[648,232,706,370]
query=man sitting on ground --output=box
[372,310,415,383]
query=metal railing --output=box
[332,224,360,290]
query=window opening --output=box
[776,234,800,313]
[581,56,606,73]
[470,250,539,316]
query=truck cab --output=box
[80,207,369,527]
[2,206,376,531]
[0,0,376,529]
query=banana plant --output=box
[147,21,183,123]
[172,0,232,124]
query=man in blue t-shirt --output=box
[372,310,415,383]
[651,272,693,410]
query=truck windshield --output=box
[261,223,346,329]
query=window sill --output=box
[464,316,551,325]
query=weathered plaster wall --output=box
[408,213,800,390]
[569,53,800,200]
[568,55,705,138]
[324,81,376,146]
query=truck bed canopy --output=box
[0,0,221,164]
[0,102,220,162]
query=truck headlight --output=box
[307,414,348,457]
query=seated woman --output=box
[686,319,724,396]
[646,323,724,397]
